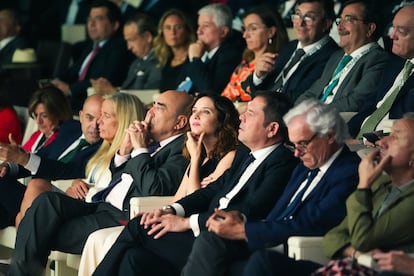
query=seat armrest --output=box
[287,236,328,264]
[129,196,174,219]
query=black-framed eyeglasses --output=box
[291,14,317,25]
[284,133,318,152]
[335,15,364,25]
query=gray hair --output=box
[284,100,349,144]
[198,3,232,29]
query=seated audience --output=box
[8,90,193,275]
[78,93,240,275]
[92,92,298,275]
[348,3,414,139]
[247,0,339,103]
[0,8,30,73]
[296,0,389,112]
[0,94,22,144]
[0,86,72,228]
[181,99,360,276]
[180,3,244,94]
[154,9,195,92]
[91,12,161,94]
[51,0,132,113]
[15,93,146,227]
[242,114,414,276]
[222,5,289,103]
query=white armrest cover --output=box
[287,236,329,265]
[129,196,174,219]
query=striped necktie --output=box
[357,60,414,138]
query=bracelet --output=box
[352,249,358,260]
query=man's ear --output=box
[175,115,188,131]
[220,26,230,39]
[267,122,280,138]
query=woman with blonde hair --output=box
[153,9,196,92]
[15,93,146,227]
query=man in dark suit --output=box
[8,90,193,275]
[181,3,243,95]
[92,92,298,275]
[91,12,161,94]
[0,8,30,73]
[180,99,360,276]
[0,94,103,229]
[248,0,339,103]
[347,3,414,138]
[296,0,389,112]
[51,0,132,113]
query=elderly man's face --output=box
[390,6,414,59]
[196,14,226,51]
[288,115,335,170]
[377,118,414,173]
[337,3,374,54]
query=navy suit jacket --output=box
[244,146,360,251]
[177,144,299,232]
[248,37,339,102]
[348,54,414,137]
[186,32,244,95]
[0,36,31,75]
[60,34,132,112]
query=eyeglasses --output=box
[284,133,318,152]
[291,14,317,25]
[335,15,364,25]
[241,24,266,33]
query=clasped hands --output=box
[119,113,154,155]
[139,208,190,239]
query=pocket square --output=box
[136,70,145,76]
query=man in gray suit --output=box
[91,12,161,94]
[296,0,389,112]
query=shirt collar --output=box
[0,36,15,50]
[349,42,377,57]
[299,35,329,54]
[317,146,344,174]
[250,143,281,162]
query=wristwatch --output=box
[161,205,176,215]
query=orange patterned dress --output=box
[221,60,255,102]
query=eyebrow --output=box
[154,101,167,108]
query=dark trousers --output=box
[0,177,26,228]
[182,231,250,276]
[93,216,196,276]
[243,249,322,276]
[8,192,125,276]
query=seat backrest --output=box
[36,41,72,78]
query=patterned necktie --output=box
[59,138,89,163]
[320,55,352,102]
[357,60,414,138]
[79,44,100,81]
[276,168,319,220]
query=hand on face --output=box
[358,149,391,189]
[186,131,204,160]
[188,40,205,61]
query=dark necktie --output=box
[276,168,319,220]
[91,176,122,203]
[59,138,89,163]
[283,48,305,77]
[357,60,414,138]
[79,44,100,81]
[320,55,352,102]
[148,141,161,154]
[230,153,255,187]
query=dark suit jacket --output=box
[59,34,132,112]
[177,144,298,231]
[113,135,189,211]
[348,55,414,137]
[296,44,389,112]
[0,36,31,75]
[186,32,244,95]
[121,50,161,90]
[248,37,339,102]
[244,146,360,251]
